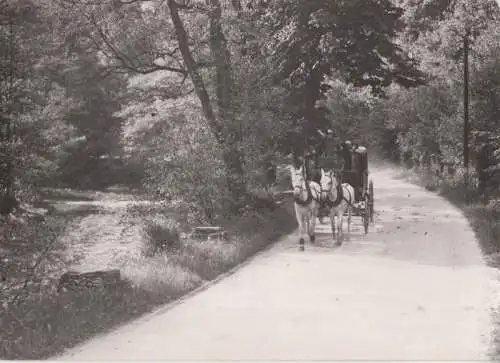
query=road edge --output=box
[54,229,295,359]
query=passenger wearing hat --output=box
[342,140,353,170]
[353,145,368,201]
[316,128,339,172]
[355,145,367,170]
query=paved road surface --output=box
[56,165,500,361]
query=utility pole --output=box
[463,27,470,172]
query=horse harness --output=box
[322,175,354,209]
[293,165,320,206]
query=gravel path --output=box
[55,165,500,361]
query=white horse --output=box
[289,164,321,251]
[319,168,355,246]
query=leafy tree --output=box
[469,18,500,195]
[471,19,500,133]
[54,0,247,202]
[357,0,499,171]
[0,0,78,211]
[264,0,426,154]
[55,50,127,189]
[322,79,373,145]
[120,92,231,223]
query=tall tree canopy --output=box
[264,0,426,153]
[54,0,428,192]
[3,0,499,219]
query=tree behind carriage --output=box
[269,0,426,157]
[56,0,427,219]
[163,0,426,207]
[5,0,496,221]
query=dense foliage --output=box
[363,0,500,195]
[1,0,499,217]
[2,1,500,358]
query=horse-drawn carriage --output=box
[288,140,375,250]
[339,146,374,234]
[311,143,374,234]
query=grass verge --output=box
[397,166,500,261]
[385,161,500,361]
[0,199,296,360]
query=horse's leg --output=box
[295,203,305,251]
[309,205,316,243]
[304,214,310,243]
[300,214,306,251]
[330,208,336,243]
[347,204,352,240]
[338,211,344,244]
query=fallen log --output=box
[57,269,121,293]
[191,226,229,241]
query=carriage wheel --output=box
[363,196,370,234]
[368,179,374,223]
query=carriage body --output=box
[341,146,368,201]
[340,147,374,233]
[340,170,367,203]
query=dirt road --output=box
[55,165,500,361]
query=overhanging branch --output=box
[173,1,209,13]
[90,13,188,75]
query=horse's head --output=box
[289,165,307,198]
[320,169,341,199]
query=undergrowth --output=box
[0,198,295,360]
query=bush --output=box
[439,167,480,205]
[406,165,481,206]
[143,127,232,225]
[414,169,442,192]
[0,212,73,305]
[141,216,181,257]
[464,202,500,256]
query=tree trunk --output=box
[0,17,17,215]
[208,0,233,120]
[463,27,470,171]
[207,0,246,203]
[167,0,222,139]
[168,0,246,209]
